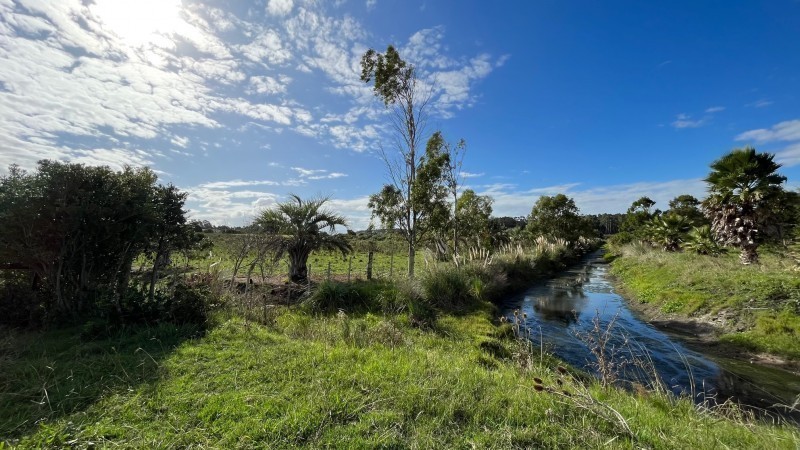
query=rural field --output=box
[2,1,800,448]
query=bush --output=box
[112,283,210,328]
[305,280,390,313]
[420,267,477,312]
[169,284,211,326]
[395,280,437,328]
[0,271,44,328]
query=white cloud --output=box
[671,113,706,129]
[735,119,800,143]
[200,179,280,189]
[267,0,294,17]
[476,179,707,217]
[237,29,292,66]
[186,186,280,224]
[248,75,292,95]
[747,99,773,108]
[292,166,348,179]
[705,106,725,113]
[736,119,800,167]
[460,171,484,178]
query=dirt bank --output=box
[612,280,800,376]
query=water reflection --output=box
[502,251,800,424]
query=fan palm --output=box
[256,195,352,282]
[702,147,786,264]
[647,213,691,252]
[682,225,722,255]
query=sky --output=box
[1,0,799,229]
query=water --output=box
[501,251,800,424]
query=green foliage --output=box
[611,244,800,358]
[682,225,722,255]
[525,194,596,244]
[304,280,391,313]
[360,45,412,107]
[456,189,494,249]
[420,267,477,312]
[667,194,707,226]
[703,147,786,264]
[646,213,691,251]
[620,196,658,237]
[255,195,352,282]
[0,161,203,326]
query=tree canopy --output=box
[526,194,593,243]
[255,195,352,282]
[703,147,786,264]
[0,161,202,325]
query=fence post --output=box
[347,256,352,282]
[389,251,394,278]
[366,251,374,280]
[327,262,331,281]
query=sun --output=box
[91,0,184,47]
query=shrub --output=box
[395,280,437,328]
[0,271,44,328]
[420,267,477,312]
[169,284,210,326]
[305,280,390,313]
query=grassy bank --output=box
[609,243,800,360]
[2,245,799,448]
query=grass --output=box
[3,242,799,448]
[181,233,420,282]
[3,309,799,448]
[609,243,800,359]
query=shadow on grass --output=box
[0,322,201,442]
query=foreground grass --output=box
[609,243,800,359]
[2,306,799,448]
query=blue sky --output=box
[1,0,799,228]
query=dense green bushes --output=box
[0,161,205,327]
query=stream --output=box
[500,251,800,424]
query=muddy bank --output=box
[612,280,800,376]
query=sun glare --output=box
[91,0,184,47]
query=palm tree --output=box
[256,195,352,282]
[682,225,721,256]
[703,147,786,264]
[647,213,691,252]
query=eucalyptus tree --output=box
[368,132,451,269]
[621,196,658,235]
[255,195,352,283]
[361,45,450,276]
[456,189,494,249]
[442,138,466,256]
[526,194,593,244]
[702,147,786,264]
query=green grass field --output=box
[3,306,799,448]
[609,243,800,359]
[3,243,799,448]
[184,233,418,282]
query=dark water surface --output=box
[501,251,800,424]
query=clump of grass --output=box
[419,266,477,312]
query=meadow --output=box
[3,243,800,448]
